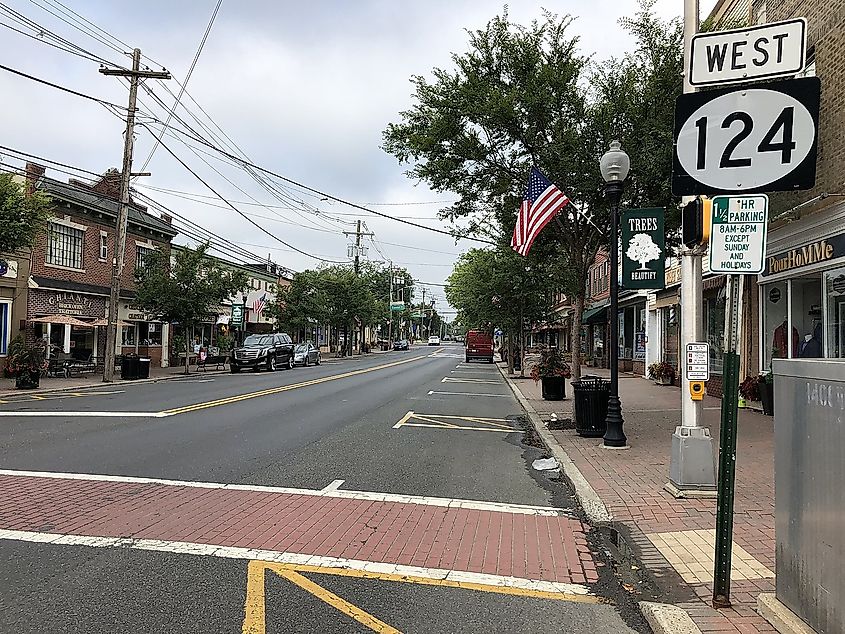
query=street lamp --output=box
[599,140,629,448]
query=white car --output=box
[427,336,441,346]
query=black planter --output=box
[541,375,566,400]
[759,380,774,416]
[15,370,40,390]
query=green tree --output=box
[384,4,684,379]
[266,269,327,339]
[134,242,248,373]
[0,174,51,254]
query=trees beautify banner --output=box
[621,208,665,290]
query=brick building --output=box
[25,164,178,367]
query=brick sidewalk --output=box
[502,364,776,633]
[0,472,597,588]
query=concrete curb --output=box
[0,368,229,398]
[757,593,815,634]
[495,363,612,524]
[639,601,702,634]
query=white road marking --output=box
[450,370,498,374]
[0,468,568,516]
[392,410,414,429]
[321,479,345,492]
[427,390,510,398]
[0,529,591,597]
[441,377,501,385]
[0,411,168,418]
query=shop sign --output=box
[665,265,682,286]
[763,232,845,276]
[709,195,769,274]
[231,304,245,327]
[44,291,103,317]
[622,208,665,290]
[0,259,17,279]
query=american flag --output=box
[252,293,267,315]
[511,167,570,256]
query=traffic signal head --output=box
[682,197,712,248]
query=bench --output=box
[196,354,228,371]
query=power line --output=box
[138,0,222,172]
[139,127,347,264]
[0,62,127,109]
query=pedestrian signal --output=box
[682,197,712,248]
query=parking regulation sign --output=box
[672,77,820,195]
[709,195,769,274]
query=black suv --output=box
[231,333,295,373]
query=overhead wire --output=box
[0,62,127,109]
[138,0,222,173]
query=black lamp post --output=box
[599,140,630,448]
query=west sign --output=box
[689,18,806,87]
[621,208,665,290]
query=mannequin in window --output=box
[773,319,799,358]
[799,322,823,358]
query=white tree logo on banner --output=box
[626,233,661,270]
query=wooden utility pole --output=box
[343,220,373,353]
[100,49,170,382]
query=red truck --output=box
[464,330,494,364]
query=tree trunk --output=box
[570,294,584,383]
[519,300,525,378]
[507,334,514,375]
[184,336,191,375]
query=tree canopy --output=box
[134,243,249,371]
[0,174,51,255]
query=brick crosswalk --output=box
[0,472,599,588]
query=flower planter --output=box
[541,376,566,400]
[655,376,674,386]
[14,370,40,390]
[759,381,774,416]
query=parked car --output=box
[428,336,441,346]
[393,339,409,351]
[230,333,295,373]
[293,342,321,366]
[465,330,494,363]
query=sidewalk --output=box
[0,347,400,398]
[501,363,777,633]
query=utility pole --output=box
[420,287,426,342]
[100,49,170,382]
[388,262,393,346]
[343,220,373,353]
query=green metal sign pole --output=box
[713,274,744,608]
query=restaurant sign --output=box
[40,290,105,317]
[762,231,845,276]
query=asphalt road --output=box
[0,344,650,633]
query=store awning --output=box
[654,291,679,310]
[582,305,608,324]
[89,318,131,327]
[29,314,93,328]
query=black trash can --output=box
[572,377,610,437]
[120,354,139,380]
[137,356,151,379]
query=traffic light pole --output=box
[666,0,717,496]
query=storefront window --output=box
[791,277,823,358]
[634,305,646,361]
[0,301,9,355]
[121,325,136,346]
[663,306,679,368]
[705,289,726,374]
[138,322,163,346]
[50,324,64,353]
[70,326,93,360]
[762,281,789,368]
[824,266,845,359]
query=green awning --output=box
[582,305,608,324]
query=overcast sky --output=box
[0,0,716,317]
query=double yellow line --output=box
[162,353,430,417]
